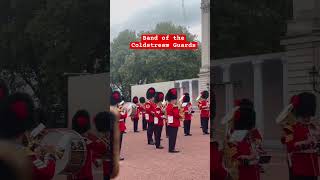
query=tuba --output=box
[275,104,296,132]
[178,95,185,121]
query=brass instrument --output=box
[276,104,297,132]
[177,97,185,121]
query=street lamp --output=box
[309,65,320,93]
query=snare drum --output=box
[40,129,87,175]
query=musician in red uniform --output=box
[281,93,320,180]
[139,97,147,131]
[230,99,261,180]
[92,111,119,180]
[71,109,97,180]
[0,92,56,180]
[145,87,157,145]
[132,96,140,132]
[198,90,210,135]
[154,92,165,149]
[182,93,194,136]
[111,90,126,161]
[165,88,181,153]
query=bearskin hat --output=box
[154,92,164,103]
[233,99,256,130]
[72,110,91,134]
[291,92,316,118]
[132,96,138,104]
[111,91,121,106]
[166,88,177,101]
[201,90,209,99]
[0,93,36,139]
[139,97,145,103]
[94,111,116,133]
[0,80,9,104]
[146,87,156,99]
[183,93,190,103]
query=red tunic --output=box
[154,105,164,126]
[145,101,156,123]
[30,154,56,180]
[210,142,227,180]
[166,103,180,128]
[119,112,127,133]
[198,100,210,118]
[91,135,111,177]
[138,103,146,119]
[132,103,139,120]
[183,103,193,121]
[281,122,320,177]
[233,140,260,180]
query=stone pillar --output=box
[282,57,288,107]
[222,64,233,112]
[198,0,210,93]
[189,80,193,102]
[253,60,264,135]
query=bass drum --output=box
[40,129,87,175]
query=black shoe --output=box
[123,131,127,134]
[184,134,188,136]
[203,132,209,135]
[134,131,139,133]
[148,142,155,145]
[156,146,164,149]
[120,156,124,161]
[187,134,192,136]
[169,150,180,153]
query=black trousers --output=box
[147,122,155,143]
[168,126,178,151]
[120,132,123,151]
[292,176,318,180]
[142,117,147,130]
[104,176,110,180]
[154,125,163,147]
[183,120,191,135]
[133,118,138,132]
[165,123,168,137]
[201,117,209,133]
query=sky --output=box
[110,0,201,41]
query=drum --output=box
[40,129,87,175]
[123,102,137,117]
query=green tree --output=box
[111,22,201,100]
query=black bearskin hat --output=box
[233,99,256,130]
[166,88,177,101]
[139,97,145,103]
[183,93,190,103]
[0,80,9,102]
[0,93,35,139]
[201,90,209,99]
[146,87,156,99]
[154,92,164,103]
[111,91,121,106]
[72,110,91,134]
[132,96,138,104]
[94,111,116,132]
[291,92,316,118]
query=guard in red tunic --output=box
[229,99,261,180]
[92,111,120,180]
[280,93,320,180]
[132,96,140,132]
[145,87,157,145]
[198,90,210,135]
[165,88,181,153]
[71,109,97,180]
[0,92,56,180]
[182,93,194,136]
[154,92,165,149]
[139,97,147,131]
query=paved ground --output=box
[54,112,210,180]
